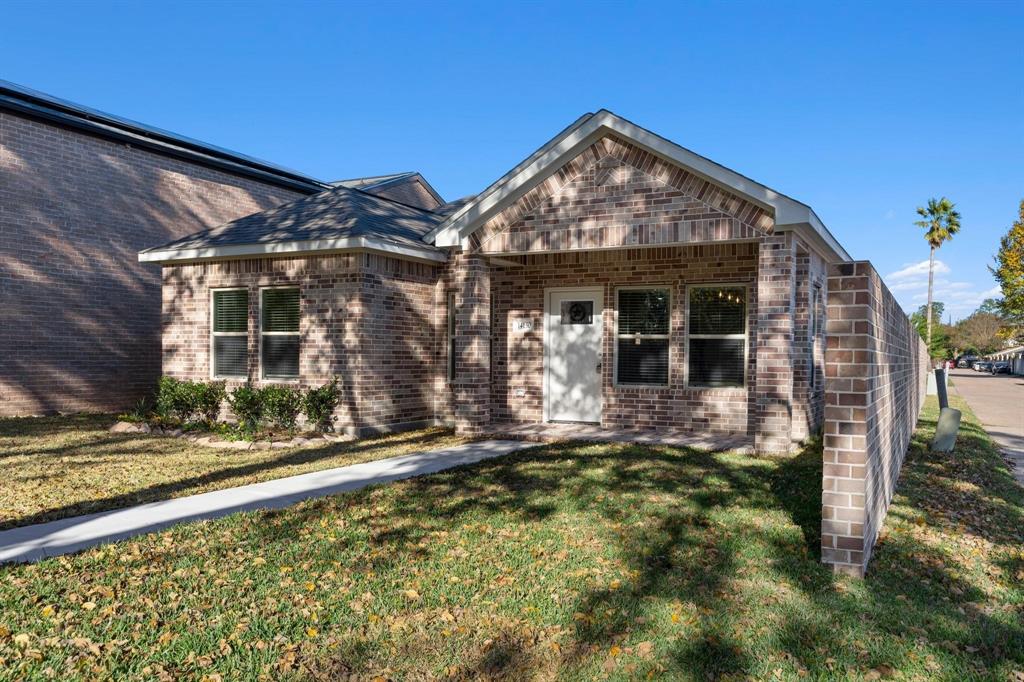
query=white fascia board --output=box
[138,236,448,265]
[426,113,597,245]
[431,109,852,263]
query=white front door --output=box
[545,288,603,423]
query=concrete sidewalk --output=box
[0,439,534,564]
[949,369,1024,487]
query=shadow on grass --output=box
[0,426,459,531]
[293,421,1022,679]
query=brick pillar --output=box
[452,253,491,433]
[821,262,872,576]
[755,233,796,453]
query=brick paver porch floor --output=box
[487,422,754,453]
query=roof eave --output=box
[139,236,447,265]
[0,79,328,194]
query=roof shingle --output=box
[141,186,445,255]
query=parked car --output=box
[991,361,1012,374]
[974,361,992,372]
[957,355,978,368]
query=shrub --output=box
[192,381,226,424]
[228,384,264,432]
[261,385,303,431]
[156,376,193,422]
[302,378,341,432]
[156,377,226,424]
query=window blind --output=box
[261,288,300,379]
[212,289,248,378]
[616,289,670,385]
[687,286,746,388]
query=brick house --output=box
[142,110,854,454]
[5,82,926,577]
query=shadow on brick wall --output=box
[0,126,298,415]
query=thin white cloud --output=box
[886,259,951,283]
[883,260,1000,321]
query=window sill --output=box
[612,383,671,392]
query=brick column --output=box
[452,253,491,433]
[821,262,872,576]
[755,233,796,453]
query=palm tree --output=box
[915,197,962,355]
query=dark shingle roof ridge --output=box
[333,171,417,188]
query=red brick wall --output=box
[161,253,439,434]
[473,134,774,254]
[488,243,759,434]
[792,247,828,441]
[821,261,929,577]
[0,111,304,415]
[754,233,797,452]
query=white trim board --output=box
[427,110,851,264]
[139,236,448,265]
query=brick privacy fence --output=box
[822,261,929,577]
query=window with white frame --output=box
[616,288,670,385]
[211,289,248,378]
[687,285,746,387]
[261,288,300,379]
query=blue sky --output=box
[3,1,1021,320]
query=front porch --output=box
[444,236,826,455]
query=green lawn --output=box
[0,414,466,531]
[1,397,1021,680]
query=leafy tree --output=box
[950,311,1004,355]
[910,303,952,359]
[978,297,1003,315]
[990,199,1024,330]
[915,197,962,354]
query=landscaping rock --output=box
[252,441,273,450]
[110,421,149,434]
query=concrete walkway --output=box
[0,439,533,564]
[949,368,1024,486]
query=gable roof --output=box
[0,79,327,195]
[334,171,444,210]
[139,185,445,264]
[425,110,850,263]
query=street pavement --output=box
[948,368,1024,487]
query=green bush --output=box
[156,376,192,422]
[228,384,264,432]
[261,385,303,430]
[156,377,226,424]
[192,381,226,423]
[302,378,341,432]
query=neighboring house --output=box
[141,109,851,453]
[0,80,441,415]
